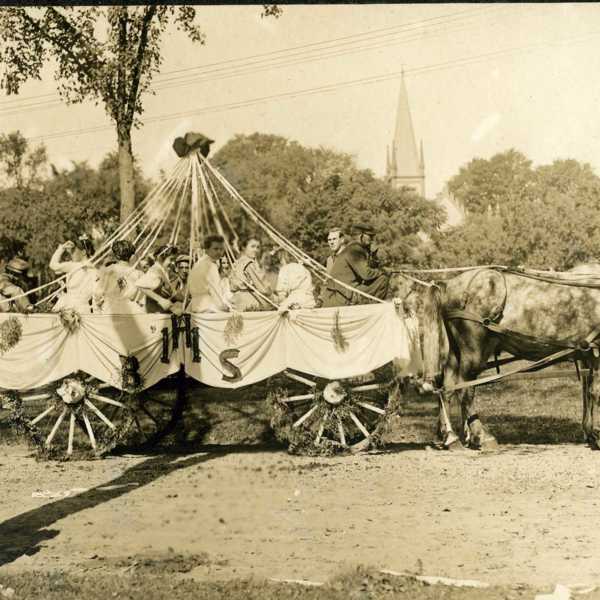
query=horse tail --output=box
[421,282,450,387]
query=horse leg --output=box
[587,359,600,450]
[459,358,498,451]
[437,351,463,450]
[581,364,594,446]
[438,393,462,450]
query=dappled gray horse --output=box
[420,264,600,450]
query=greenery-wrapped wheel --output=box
[4,371,187,460]
[268,363,401,455]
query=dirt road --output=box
[2,440,600,589]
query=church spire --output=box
[388,73,425,197]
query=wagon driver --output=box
[321,223,390,307]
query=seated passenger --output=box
[93,240,144,314]
[273,249,316,310]
[321,224,390,308]
[135,245,179,314]
[49,235,97,314]
[230,237,273,311]
[138,255,155,274]
[172,254,190,304]
[325,227,346,273]
[0,258,33,313]
[218,256,234,307]
[188,235,231,313]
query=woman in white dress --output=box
[49,235,97,314]
[230,238,273,311]
[93,240,145,314]
[273,249,316,310]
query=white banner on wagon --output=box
[184,303,422,389]
[0,313,181,391]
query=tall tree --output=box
[0,6,278,222]
[0,134,149,277]
[0,131,47,190]
[213,133,444,266]
[433,153,600,271]
[447,149,534,214]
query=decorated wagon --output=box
[0,135,422,459]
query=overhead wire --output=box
[0,5,496,113]
[23,26,600,146]
[0,11,499,119]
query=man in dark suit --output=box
[321,224,390,307]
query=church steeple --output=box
[386,72,425,197]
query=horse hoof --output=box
[587,432,600,450]
[479,436,499,452]
[446,439,465,451]
[469,435,498,451]
[443,433,464,451]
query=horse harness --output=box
[438,267,600,393]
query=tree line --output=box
[430,149,600,270]
[0,130,598,284]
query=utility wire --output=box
[0,15,500,119]
[25,28,600,145]
[0,5,502,114]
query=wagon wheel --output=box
[118,371,188,451]
[9,372,186,460]
[269,363,401,455]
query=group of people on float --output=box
[0,223,390,314]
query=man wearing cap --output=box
[0,257,33,312]
[172,255,191,304]
[321,223,390,307]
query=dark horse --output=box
[418,264,600,450]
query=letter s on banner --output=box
[219,348,242,383]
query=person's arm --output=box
[275,267,290,303]
[135,270,172,310]
[346,245,387,283]
[92,269,107,309]
[244,261,271,296]
[3,282,31,312]
[49,244,77,274]
[207,264,231,311]
[142,288,173,311]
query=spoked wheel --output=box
[268,363,401,455]
[8,375,130,460]
[119,372,188,450]
[7,371,187,460]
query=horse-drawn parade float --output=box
[3,133,600,461]
[0,135,423,460]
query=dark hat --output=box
[173,132,215,158]
[353,223,376,235]
[6,257,30,275]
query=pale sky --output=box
[2,3,600,198]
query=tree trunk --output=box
[118,133,135,223]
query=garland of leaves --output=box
[58,308,82,334]
[331,310,349,353]
[224,311,244,346]
[0,316,23,355]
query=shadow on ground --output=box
[0,442,279,568]
[486,414,583,445]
